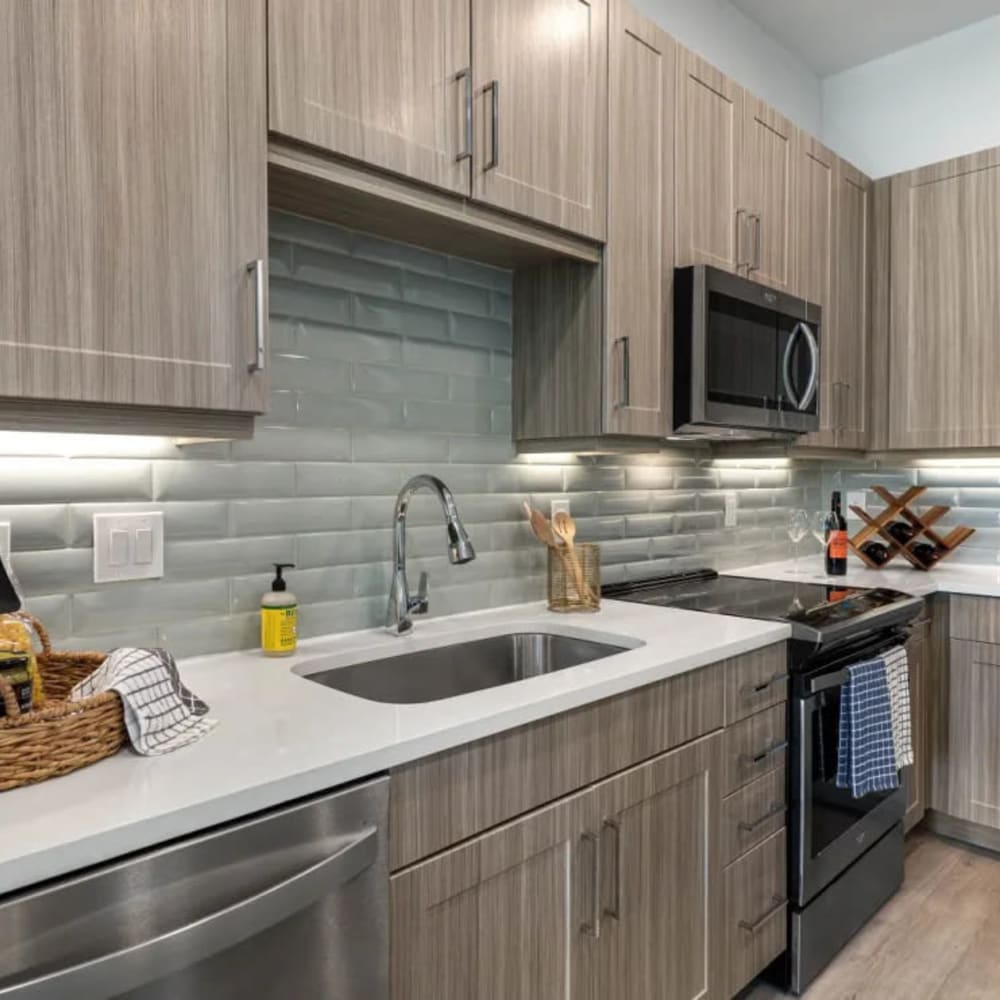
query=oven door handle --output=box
[808,668,851,696]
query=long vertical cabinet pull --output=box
[614,336,631,408]
[484,80,500,171]
[749,214,762,272]
[247,259,266,373]
[735,209,750,271]
[602,819,622,921]
[455,68,473,162]
[580,832,602,938]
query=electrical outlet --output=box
[724,493,739,528]
[551,498,571,519]
[93,512,164,583]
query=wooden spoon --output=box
[522,502,558,548]
[551,512,596,606]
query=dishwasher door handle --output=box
[0,826,378,1000]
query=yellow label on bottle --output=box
[262,606,297,653]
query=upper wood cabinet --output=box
[887,146,1000,450]
[675,50,743,272]
[391,733,722,1000]
[269,0,608,241]
[0,0,268,427]
[796,144,870,451]
[268,0,472,197]
[603,2,674,438]
[740,96,795,294]
[512,0,671,447]
[472,0,608,240]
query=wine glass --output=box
[787,509,809,575]
[811,511,828,550]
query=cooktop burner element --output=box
[602,570,923,647]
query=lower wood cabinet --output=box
[391,733,723,1000]
[903,616,929,833]
[723,829,787,999]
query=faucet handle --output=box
[408,572,430,616]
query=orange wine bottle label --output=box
[829,530,848,560]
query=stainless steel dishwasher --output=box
[0,775,388,1000]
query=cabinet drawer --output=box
[722,767,787,865]
[723,703,788,794]
[950,596,1000,644]
[725,644,788,724]
[724,829,787,999]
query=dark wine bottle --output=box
[861,541,890,566]
[825,491,848,576]
[887,520,915,545]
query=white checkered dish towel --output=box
[71,647,217,756]
[883,645,913,769]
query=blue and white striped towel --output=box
[835,657,900,798]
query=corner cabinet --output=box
[269,0,608,241]
[391,734,722,1000]
[887,147,1000,450]
[512,0,673,448]
[0,0,269,435]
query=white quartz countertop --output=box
[0,599,788,896]
[725,556,1000,598]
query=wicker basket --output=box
[0,615,125,792]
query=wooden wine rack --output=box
[849,485,975,571]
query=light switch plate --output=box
[94,513,164,583]
[551,498,571,519]
[0,522,11,566]
[847,491,867,514]
[724,493,739,528]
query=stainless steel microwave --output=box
[673,265,822,437]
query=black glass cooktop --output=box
[602,570,921,644]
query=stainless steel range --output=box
[603,570,923,995]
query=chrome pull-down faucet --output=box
[386,475,476,635]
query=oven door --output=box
[791,668,905,907]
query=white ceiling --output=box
[729,0,1000,76]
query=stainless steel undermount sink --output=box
[302,632,631,704]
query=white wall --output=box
[821,14,1000,178]
[631,0,822,134]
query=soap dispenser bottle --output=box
[261,563,297,657]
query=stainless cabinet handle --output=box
[485,80,500,171]
[739,895,787,935]
[739,672,786,698]
[614,336,630,408]
[602,819,622,921]
[749,214,762,272]
[247,258,266,374]
[455,67,472,162]
[2,827,377,1000]
[738,802,787,834]
[735,209,748,270]
[738,739,788,767]
[580,832,601,938]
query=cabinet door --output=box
[740,95,795,294]
[604,2,674,438]
[832,159,872,451]
[472,0,608,240]
[888,147,1000,449]
[595,734,722,1000]
[0,0,268,415]
[945,639,1000,830]
[268,0,471,197]
[675,49,743,272]
[904,623,929,833]
[794,136,837,447]
[391,786,599,1000]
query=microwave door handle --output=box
[781,324,802,410]
[0,827,378,1000]
[798,323,821,411]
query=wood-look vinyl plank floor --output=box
[744,831,1000,1000]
